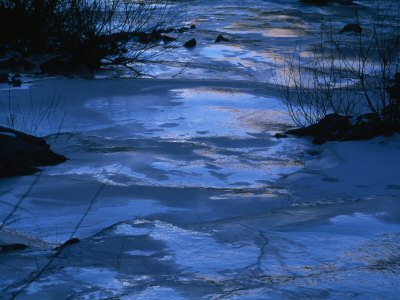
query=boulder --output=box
[286,112,400,144]
[215,34,229,43]
[150,29,162,40]
[1,243,28,252]
[342,113,387,141]
[339,24,362,34]
[274,133,288,139]
[286,113,352,144]
[178,26,190,34]
[184,38,197,48]
[301,0,355,5]
[55,238,80,250]
[162,35,177,43]
[301,0,328,5]
[135,30,166,44]
[159,27,174,34]
[0,126,67,178]
[10,74,22,87]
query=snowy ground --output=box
[1,0,400,299]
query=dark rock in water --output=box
[0,126,67,178]
[184,38,197,48]
[10,74,22,87]
[150,29,162,40]
[307,149,322,156]
[136,32,150,44]
[286,113,352,144]
[342,113,388,141]
[339,24,362,34]
[336,0,356,5]
[274,133,288,139]
[160,27,175,34]
[215,34,229,43]
[55,238,80,250]
[1,243,28,252]
[301,0,328,5]
[135,30,167,44]
[286,113,400,144]
[0,72,8,83]
[162,35,176,43]
[178,26,190,34]
[190,25,196,30]
[301,0,355,5]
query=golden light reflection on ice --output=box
[174,87,244,97]
[223,22,306,38]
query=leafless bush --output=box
[1,90,67,137]
[0,0,186,73]
[277,0,400,127]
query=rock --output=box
[274,133,288,139]
[150,29,162,40]
[190,25,196,30]
[0,72,8,83]
[184,38,197,48]
[55,238,80,250]
[1,243,28,252]
[0,126,67,178]
[10,74,22,87]
[336,0,356,5]
[159,27,174,34]
[136,32,149,43]
[286,112,400,144]
[286,113,352,144]
[135,30,167,44]
[110,31,132,42]
[301,0,355,5]
[339,24,362,34]
[307,149,322,156]
[215,34,229,43]
[162,35,176,43]
[342,113,387,141]
[178,26,190,34]
[301,0,328,5]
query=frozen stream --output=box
[1,0,400,299]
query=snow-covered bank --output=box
[284,135,400,203]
